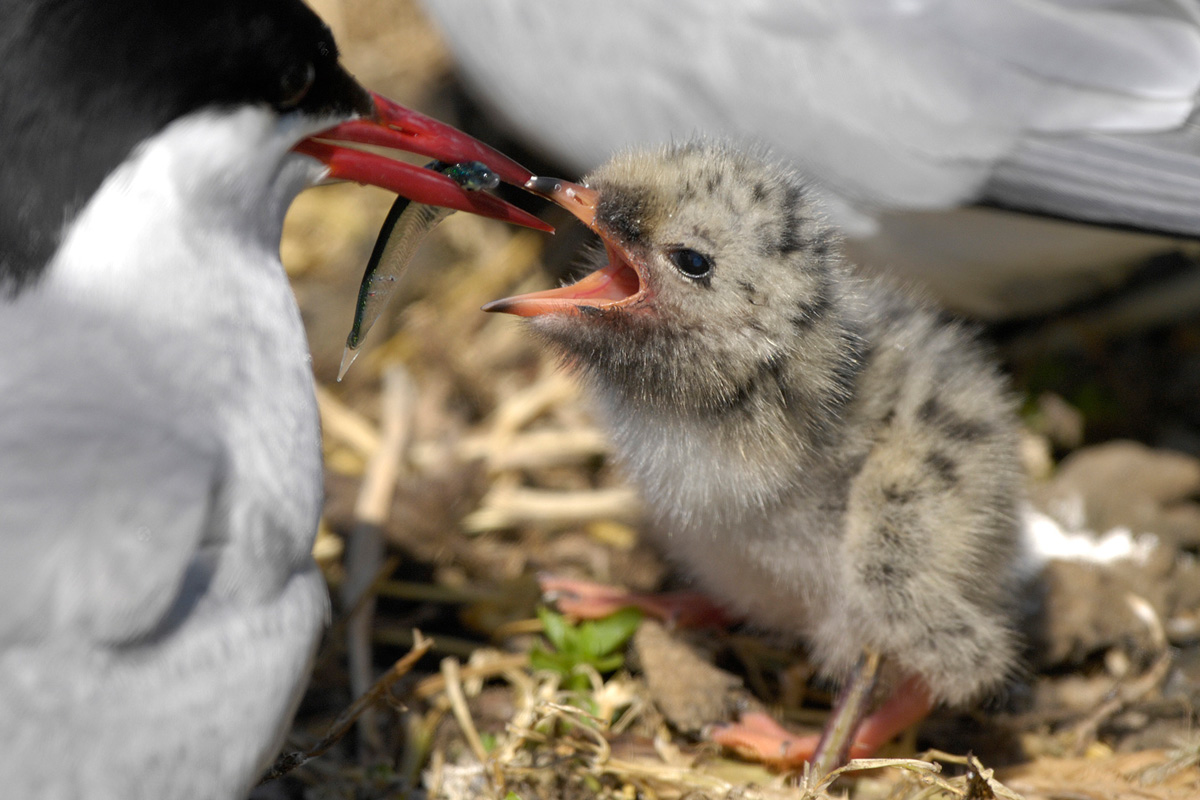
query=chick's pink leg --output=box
[845,674,932,760]
[538,574,735,628]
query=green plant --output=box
[530,606,642,691]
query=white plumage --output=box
[422,0,1200,317]
[0,107,330,799]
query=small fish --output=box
[338,160,502,381]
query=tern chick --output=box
[487,142,1031,768]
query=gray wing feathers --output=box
[933,2,1200,108]
[987,122,1200,235]
[0,425,218,646]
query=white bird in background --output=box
[419,0,1200,320]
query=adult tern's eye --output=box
[277,61,315,110]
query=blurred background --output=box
[272,2,1200,798]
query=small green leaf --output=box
[563,671,592,693]
[591,653,624,674]
[537,605,570,650]
[585,606,643,656]
[529,644,571,674]
[533,604,644,681]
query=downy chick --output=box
[486,141,1030,768]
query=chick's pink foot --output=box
[538,574,735,628]
[709,711,822,766]
[710,675,933,770]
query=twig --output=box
[260,632,434,783]
[409,427,611,473]
[373,626,491,660]
[463,486,643,533]
[342,365,418,755]
[965,753,1026,800]
[441,657,491,767]
[1067,593,1172,754]
[313,554,401,676]
[413,652,530,700]
[489,370,580,442]
[804,756,952,799]
[1131,737,1200,786]
[315,384,381,459]
[1067,649,1173,755]
[351,365,418,525]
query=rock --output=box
[630,620,751,735]
[1032,560,1163,670]
[1028,392,1086,452]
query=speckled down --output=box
[528,141,1031,706]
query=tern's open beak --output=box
[482,177,648,317]
[294,92,552,233]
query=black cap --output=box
[0,0,372,288]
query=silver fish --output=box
[338,160,501,381]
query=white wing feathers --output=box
[422,0,1200,229]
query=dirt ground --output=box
[262,2,1200,797]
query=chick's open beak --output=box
[482,177,647,316]
[295,92,552,232]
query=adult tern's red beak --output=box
[295,92,552,233]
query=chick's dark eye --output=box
[667,248,714,281]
